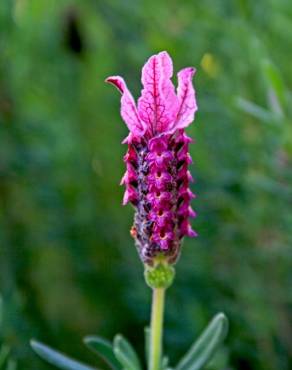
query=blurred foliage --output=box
[0,0,291,369]
[0,297,17,369]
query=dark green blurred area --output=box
[0,0,292,369]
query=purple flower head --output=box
[106,51,198,265]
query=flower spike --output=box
[106,51,198,265]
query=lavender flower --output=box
[31,51,228,370]
[106,51,198,265]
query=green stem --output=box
[149,287,165,370]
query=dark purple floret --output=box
[122,130,197,265]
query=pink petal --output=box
[159,52,179,111]
[122,186,137,205]
[120,166,137,185]
[106,76,145,136]
[179,219,198,238]
[138,51,178,134]
[172,67,197,130]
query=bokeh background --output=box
[0,0,292,369]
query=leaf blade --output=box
[235,96,274,123]
[175,313,228,370]
[84,336,121,370]
[30,340,97,370]
[113,335,141,370]
[261,59,286,111]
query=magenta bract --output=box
[106,51,198,265]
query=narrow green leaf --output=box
[175,313,228,370]
[261,59,286,109]
[84,336,121,370]
[30,340,97,370]
[0,346,10,368]
[161,356,169,370]
[113,335,141,370]
[235,97,274,123]
[144,327,150,367]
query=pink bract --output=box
[106,51,197,138]
[106,51,198,265]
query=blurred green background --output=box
[0,0,291,369]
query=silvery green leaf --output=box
[175,313,228,370]
[30,340,97,370]
[235,97,274,123]
[84,336,121,370]
[113,335,141,370]
[162,356,169,370]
